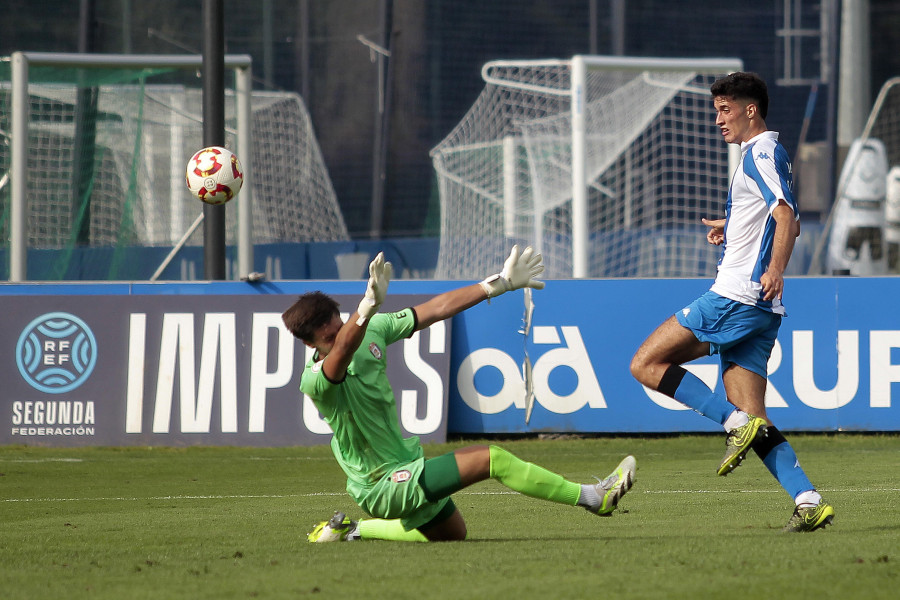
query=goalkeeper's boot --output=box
[586,455,636,516]
[717,415,767,476]
[307,511,360,543]
[783,501,835,533]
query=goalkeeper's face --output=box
[306,314,344,356]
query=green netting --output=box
[0,63,226,280]
[0,61,175,86]
[0,55,349,281]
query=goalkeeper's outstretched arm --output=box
[321,252,392,381]
[414,245,544,331]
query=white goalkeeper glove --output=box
[479,245,545,299]
[356,252,392,325]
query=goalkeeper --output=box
[282,246,636,542]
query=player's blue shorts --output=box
[675,291,781,378]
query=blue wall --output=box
[2,276,898,438]
[1,224,826,281]
[0,239,442,281]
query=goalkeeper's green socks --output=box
[488,445,582,506]
[358,519,428,542]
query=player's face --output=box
[308,313,344,356]
[713,96,754,144]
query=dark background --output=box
[2,0,898,239]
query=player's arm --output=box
[321,323,363,382]
[760,200,797,301]
[413,284,488,331]
[322,253,392,381]
[413,245,545,331]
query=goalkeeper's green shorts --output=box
[355,456,452,532]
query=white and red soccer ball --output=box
[185,146,244,205]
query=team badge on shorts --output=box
[391,470,411,483]
[369,342,383,360]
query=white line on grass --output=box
[643,488,900,494]
[0,458,84,463]
[3,492,343,503]
[4,487,898,504]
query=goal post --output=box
[570,56,743,277]
[8,52,252,282]
[2,51,348,282]
[432,55,744,279]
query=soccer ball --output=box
[185,146,243,205]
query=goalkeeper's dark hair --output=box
[282,291,340,343]
[710,71,769,120]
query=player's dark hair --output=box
[710,71,769,120]
[282,291,340,343]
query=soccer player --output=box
[629,72,834,532]
[283,247,636,542]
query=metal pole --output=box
[571,55,588,278]
[263,0,274,89]
[203,0,227,280]
[150,213,205,281]
[837,0,870,165]
[824,0,840,217]
[236,64,254,279]
[369,0,393,240]
[10,53,28,282]
[296,0,310,103]
[611,0,625,55]
[72,0,99,248]
[121,0,132,53]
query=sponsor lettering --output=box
[457,326,605,414]
[125,312,447,436]
[460,327,900,416]
[10,427,95,437]
[10,400,96,437]
[12,401,95,425]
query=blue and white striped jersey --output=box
[710,131,798,315]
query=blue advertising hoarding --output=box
[449,277,900,433]
[1,275,898,446]
[0,288,451,447]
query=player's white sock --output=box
[577,483,600,510]
[794,490,822,508]
[723,409,749,433]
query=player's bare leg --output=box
[630,316,709,388]
[714,365,768,476]
[722,366,834,530]
[632,317,767,476]
[419,507,468,541]
[721,364,769,423]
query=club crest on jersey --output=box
[391,470,411,483]
[312,359,324,373]
[369,342,383,360]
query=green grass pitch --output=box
[2,434,898,600]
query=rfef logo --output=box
[16,312,97,394]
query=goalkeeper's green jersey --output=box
[299,309,421,499]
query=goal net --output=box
[0,52,348,281]
[431,56,742,279]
